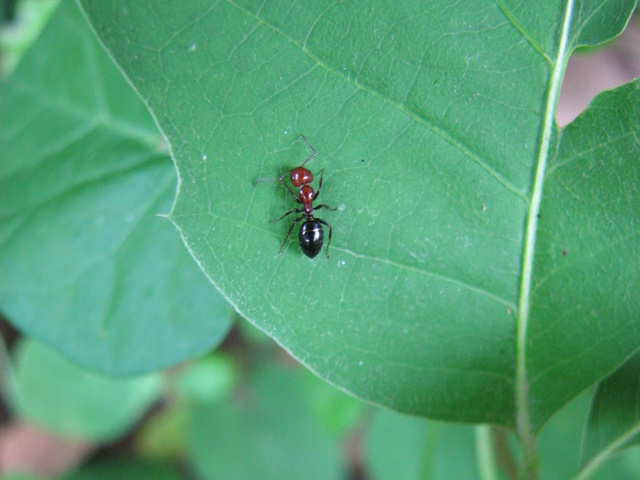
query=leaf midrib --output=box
[515,0,575,452]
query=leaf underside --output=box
[0,0,233,374]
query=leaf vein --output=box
[494,0,552,63]
[223,0,528,201]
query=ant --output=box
[255,135,336,258]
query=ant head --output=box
[289,167,313,187]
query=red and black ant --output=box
[255,135,336,258]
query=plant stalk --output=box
[514,0,575,478]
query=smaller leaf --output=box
[364,409,480,480]
[9,339,161,442]
[569,0,637,48]
[62,459,181,480]
[529,80,640,429]
[176,354,238,404]
[136,406,191,461]
[301,368,366,436]
[0,0,59,76]
[590,445,640,480]
[188,366,343,480]
[537,390,592,480]
[578,351,640,478]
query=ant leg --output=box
[279,215,304,254]
[313,203,337,212]
[316,218,333,258]
[272,208,302,223]
[314,169,325,200]
[282,182,300,203]
[255,175,300,203]
[299,135,317,166]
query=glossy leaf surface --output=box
[72,0,640,427]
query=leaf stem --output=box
[476,426,503,480]
[515,0,575,478]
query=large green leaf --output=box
[0,0,233,374]
[76,0,639,431]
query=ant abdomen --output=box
[299,220,324,258]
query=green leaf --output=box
[301,367,366,436]
[1,475,44,480]
[537,390,592,479]
[590,446,640,480]
[0,0,59,76]
[176,353,238,404]
[62,459,182,480]
[529,81,640,428]
[188,366,343,480]
[76,0,640,431]
[364,409,481,479]
[577,351,640,479]
[0,0,233,374]
[136,404,191,460]
[9,339,161,441]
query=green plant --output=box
[1,1,639,479]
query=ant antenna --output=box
[253,135,318,186]
[299,135,317,167]
[253,176,277,186]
